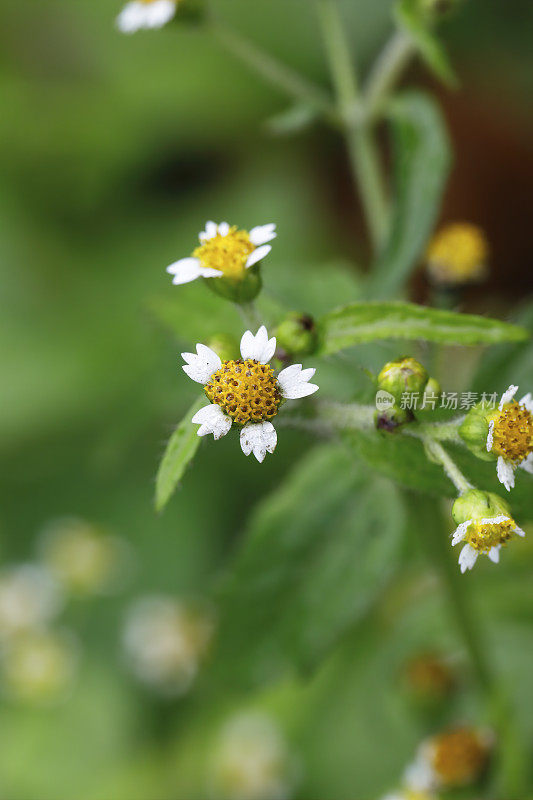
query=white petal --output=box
[166,257,222,283]
[499,384,518,410]
[514,525,526,537]
[145,0,176,27]
[249,223,277,246]
[486,420,494,452]
[116,2,145,33]
[181,344,221,385]
[199,220,218,241]
[403,758,435,792]
[245,244,271,269]
[497,456,515,492]
[240,421,277,463]
[239,326,276,364]
[519,392,533,413]
[488,546,500,564]
[191,404,232,440]
[218,222,230,237]
[519,453,533,474]
[451,520,471,546]
[277,364,319,400]
[479,514,511,526]
[459,544,478,573]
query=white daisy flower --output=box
[116,0,177,33]
[182,326,318,462]
[451,513,525,573]
[485,385,533,491]
[166,221,276,286]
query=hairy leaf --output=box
[366,92,451,299]
[155,396,205,512]
[213,444,405,686]
[318,301,529,355]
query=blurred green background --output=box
[1,1,533,798]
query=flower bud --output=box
[374,404,412,434]
[452,489,511,526]
[206,334,240,363]
[458,404,493,461]
[377,357,429,406]
[275,313,319,357]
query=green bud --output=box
[452,489,511,526]
[275,313,318,357]
[205,265,262,304]
[377,357,429,406]
[374,404,412,434]
[458,403,494,462]
[206,334,239,363]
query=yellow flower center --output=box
[490,401,533,463]
[431,728,489,787]
[426,223,488,283]
[193,227,255,280]
[464,518,515,552]
[204,359,281,425]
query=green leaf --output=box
[318,301,529,355]
[366,92,451,300]
[342,428,533,518]
[212,444,405,686]
[395,0,458,87]
[155,395,205,512]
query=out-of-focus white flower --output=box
[166,221,276,287]
[209,713,299,800]
[405,727,494,792]
[117,0,177,34]
[39,517,133,596]
[0,629,79,705]
[122,595,212,695]
[0,564,63,641]
[485,385,533,491]
[183,326,318,462]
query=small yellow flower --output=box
[404,652,455,701]
[405,727,493,791]
[426,223,488,285]
[166,222,276,286]
[486,385,533,490]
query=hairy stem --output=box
[364,29,415,122]
[421,436,473,494]
[314,0,389,249]
[237,301,262,331]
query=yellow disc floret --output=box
[205,359,281,425]
[489,401,533,463]
[193,227,255,280]
[430,728,490,787]
[464,518,516,553]
[426,223,488,284]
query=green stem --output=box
[421,436,473,494]
[314,0,389,249]
[364,29,415,122]
[209,19,333,118]
[407,417,465,444]
[237,301,262,331]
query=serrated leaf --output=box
[212,444,405,687]
[395,0,458,87]
[155,396,205,512]
[318,301,529,355]
[366,92,451,300]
